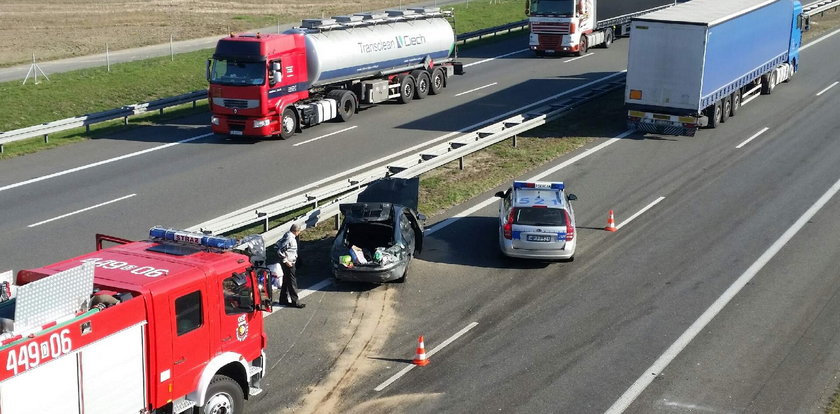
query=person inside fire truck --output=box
[223,273,254,314]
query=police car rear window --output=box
[514,208,567,226]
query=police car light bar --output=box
[149,226,238,249]
[513,181,564,190]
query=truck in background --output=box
[625,0,804,136]
[0,227,272,414]
[207,7,462,139]
[526,0,676,56]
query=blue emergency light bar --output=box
[513,181,564,190]
[149,226,238,249]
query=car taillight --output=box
[564,210,574,241]
[503,208,516,239]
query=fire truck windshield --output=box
[209,59,266,86]
[529,0,574,15]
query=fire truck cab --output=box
[0,227,271,414]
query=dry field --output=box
[0,0,411,67]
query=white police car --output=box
[495,181,577,260]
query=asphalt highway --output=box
[1,17,840,414]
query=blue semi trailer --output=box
[625,0,804,136]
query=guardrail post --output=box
[86,125,91,133]
[459,156,464,170]
[193,100,197,109]
[123,116,129,125]
[159,108,164,115]
[1,144,4,154]
[258,212,268,233]
[334,214,341,230]
[43,134,49,144]
[512,135,518,148]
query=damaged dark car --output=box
[331,177,425,283]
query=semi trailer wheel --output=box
[706,101,722,129]
[721,95,731,123]
[730,90,741,117]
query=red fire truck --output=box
[0,227,272,414]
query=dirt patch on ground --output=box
[282,282,400,413]
[0,0,404,66]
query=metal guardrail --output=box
[804,0,840,29]
[804,0,840,15]
[0,91,206,153]
[192,73,628,245]
[456,20,529,45]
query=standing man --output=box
[277,224,305,308]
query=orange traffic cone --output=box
[605,210,618,232]
[412,336,430,366]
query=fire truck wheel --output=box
[201,375,244,414]
[397,74,415,104]
[327,90,356,122]
[411,70,430,99]
[429,68,445,95]
[279,107,297,140]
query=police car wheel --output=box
[202,375,244,414]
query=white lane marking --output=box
[292,126,358,147]
[741,91,761,106]
[0,133,213,193]
[192,71,628,231]
[464,49,529,68]
[28,194,136,228]
[736,127,770,149]
[263,278,332,316]
[801,26,840,50]
[425,130,635,236]
[563,53,595,63]
[816,81,839,97]
[455,82,498,97]
[604,174,840,414]
[615,196,666,230]
[374,321,479,392]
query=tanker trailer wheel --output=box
[279,107,297,140]
[201,375,244,414]
[397,74,415,104]
[411,70,430,99]
[327,90,357,122]
[721,95,731,123]
[429,68,445,96]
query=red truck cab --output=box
[208,33,309,138]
